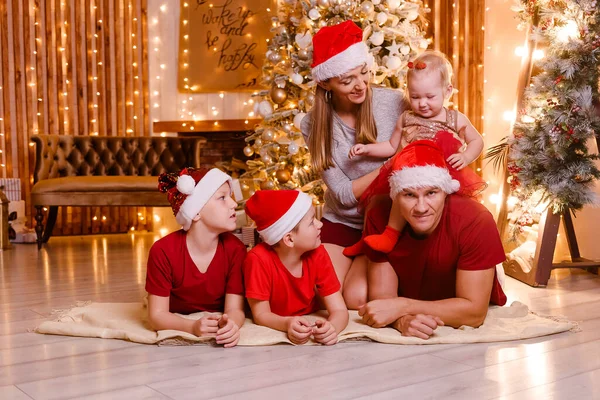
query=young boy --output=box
[244,190,349,345]
[146,168,246,347]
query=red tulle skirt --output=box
[358,130,487,213]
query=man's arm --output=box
[360,267,495,328]
[401,268,494,328]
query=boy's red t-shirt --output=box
[145,230,246,314]
[244,243,341,316]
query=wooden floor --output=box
[1,233,600,400]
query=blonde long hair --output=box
[308,85,378,172]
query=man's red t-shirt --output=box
[364,195,507,306]
[145,230,246,314]
[244,243,341,316]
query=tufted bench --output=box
[31,134,207,249]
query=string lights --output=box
[180,2,190,122]
[150,3,167,136]
[171,2,255,128]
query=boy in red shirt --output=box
[244,190,348,345]
[145,168,246,347]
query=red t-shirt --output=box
[145,230,246,314]
[364,195,507,306]
[244,243,341,316]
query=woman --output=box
[301,20,404,308]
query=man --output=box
[358,139,507,340]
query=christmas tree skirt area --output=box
[35,301,575,346]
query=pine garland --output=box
[508,0,600,214]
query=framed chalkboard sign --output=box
[178,0,276,93]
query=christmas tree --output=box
[236,0,429,204]
[491,0,600,242]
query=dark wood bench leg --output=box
[42,206,58,243]
[35,206,45,250]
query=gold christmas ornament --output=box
[243,145,254,157]
[270,87,288,104]
[361,1,374,15]
[275,168,291,183]
[260,180,276,190]
[268,52,282,63]
[254,138,263,148]
[261,154,272,164]
[262,128,275,141]
[298,48,310,60]
[291,73,304,85]
[288,141,299,155]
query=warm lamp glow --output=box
[557,20,579,42]
[503,110,516,122]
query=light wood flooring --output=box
[1,233,600,400]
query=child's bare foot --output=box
[364,226,400,253]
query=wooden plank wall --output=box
[427,0,485,174]
[0,0,152,236]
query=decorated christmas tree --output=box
[235,0,429,204]
[491,0,600,243]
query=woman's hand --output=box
[349,144,368,159]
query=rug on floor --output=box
[34,301,576,346]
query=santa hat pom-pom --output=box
[450,179,460,193]
[176,174,196,195]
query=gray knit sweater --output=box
[301,87,404,229]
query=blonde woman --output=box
[301,20,405,308]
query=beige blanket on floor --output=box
[35,301,575,346]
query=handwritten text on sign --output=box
[178,0,273,93]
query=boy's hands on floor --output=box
[192,314,220,337]
[287,317,313,345]
[313,319,338,345]
[216,314,240,348]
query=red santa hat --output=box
[158,167,232,231]
[388,140,460,199]
[245,190,313,245]
[311,20,372,82]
